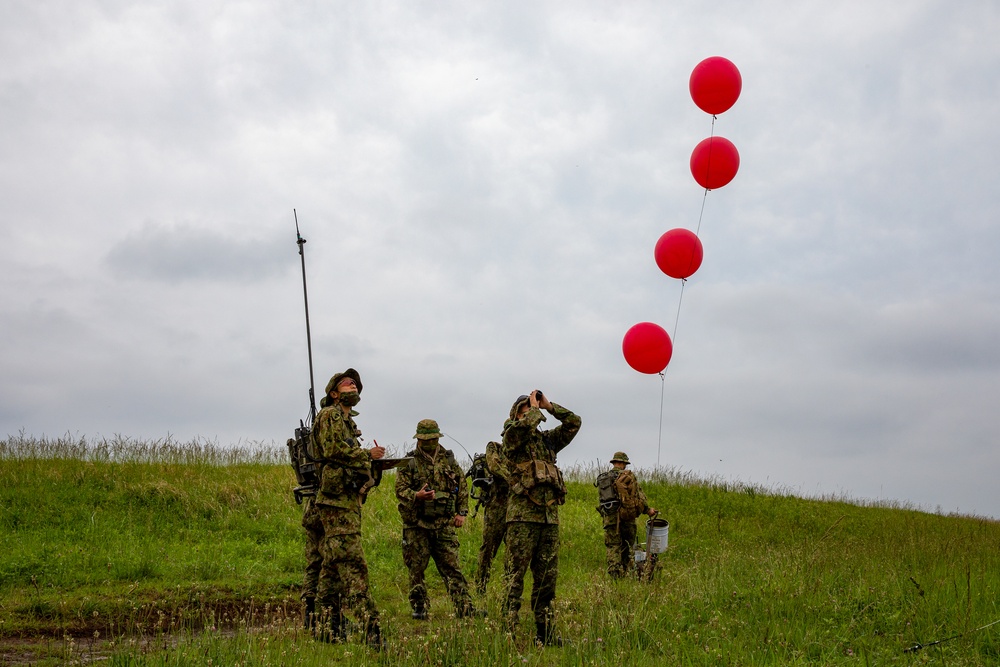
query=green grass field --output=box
[2,433,999,665]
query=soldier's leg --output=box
[402,526,432,617]
[530,524,562,645]
[428,526,475,615]
[620,521,638,576]
[315,517,346,642]
[528,524,559,623]
[325,531,381,639]
[476,503,505,593]
[502,522,534,628]
[301,504,324,629]
[604,524,625,578]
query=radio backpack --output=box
[595,470,620,515]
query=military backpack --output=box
[595,469,642,520]
[466,451,492,502]
[287,422,318,504]
[595,469,620,515]
[614,469,642,521]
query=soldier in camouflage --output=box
[303,368,386,649]
[475,440,509,595]
[395,419,482,620]
[598,452,657,579]
[299,484,322,628]
[491,390,581,646]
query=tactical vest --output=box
[405,448,461,521]
[512,458,567,506]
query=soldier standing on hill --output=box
[395,419,482,620]
[304,368,386,649]
[491,390,581,646]
[474,440,509,595]
[595,452,657,579]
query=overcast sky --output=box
[3,1,999,518]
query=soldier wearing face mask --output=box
[304,368,386,649]
[395,419,483,621]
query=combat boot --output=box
[457,603,487,619]
[315,607,346,643]
[365,621,386,652]
[535,620,566,647]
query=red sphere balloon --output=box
[622,322,673,374]
[690,136,740,190]
[689,56,742,115]
[654,228,704,279]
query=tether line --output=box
[655,114,718,470]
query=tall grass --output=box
[2,435,999,665]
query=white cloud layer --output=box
[3,0,999,517]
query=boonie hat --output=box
[414,418,442,440]
[326,368,363,396]
[611,451,630,465]
[320,368,363,408]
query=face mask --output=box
[418,440,438,453]
[339,391,360,407]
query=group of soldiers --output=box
[298,367,659,651]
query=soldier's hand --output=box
[648,508,658,517]
[454,515,466,528]
[415,485,436,501]
[369,445,385,460]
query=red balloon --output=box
[622,322,673,374]
[654,228,703,279]
[689,56,742,115]
[690,136,740,190]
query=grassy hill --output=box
[2,434,999,665]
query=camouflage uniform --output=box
[598,454,653,579]
[475,441,509,595]
[300,495,323,604]
[395,419,475,618]
[491,397,580,643]
[308,370,381,645]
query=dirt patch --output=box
[0,597,301,665]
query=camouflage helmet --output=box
[509,394,531,420]
[610,451,630,465]
[413,418,442,440]
[320,368,363,407]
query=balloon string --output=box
[658,114,719,469]
[696,114,717,230]
[657,369,666,468]
[657,277,686,468]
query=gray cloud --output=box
[2,0,1000,517]
[105,223,288,283]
